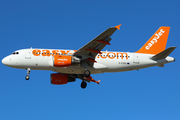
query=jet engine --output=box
[51,73,75,85]
[54,55,80,67]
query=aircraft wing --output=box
[73,24,121,66]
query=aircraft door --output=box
[133,53,139,64]
[25,49,31,59]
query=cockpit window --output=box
[12,52,19,55]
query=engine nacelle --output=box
[51,73,75,85]
[54,55,80,67]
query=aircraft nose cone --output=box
[2,57,7,65]
[2,57,9,66]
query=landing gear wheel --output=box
[25,68,31,80]
[25,75,30,80]
[81,81,87,89]
[84,70,91,77]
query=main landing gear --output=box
[84,69,91,77]
[81,81,87,89]
[25,68,31,80]
[80,69,90,89]
[80,70,100,89]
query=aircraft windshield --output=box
[12,52,19,55]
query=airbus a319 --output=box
[2,24,176,89]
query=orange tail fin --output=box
[136,26,170,54]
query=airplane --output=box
[2,24,176,89]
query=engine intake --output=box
[51,73,75,85]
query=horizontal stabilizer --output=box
[151,47,176,60]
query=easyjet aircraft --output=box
[2,24,176,88]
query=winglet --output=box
[115,24,121,30]
[83,76,101,85]
[97,80,101,85]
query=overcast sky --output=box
[0,0,180,120]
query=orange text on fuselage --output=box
[97,52,129,60]
[32,49,129,60]
[32,49,77,56]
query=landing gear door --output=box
[25,49,31,59]
[133,53,139,64]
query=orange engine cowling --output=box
[54,55,80,67]
[51,73,75,85]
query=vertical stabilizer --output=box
[136,27,170,54]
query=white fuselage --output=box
[2,48,175,74]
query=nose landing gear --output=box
[25,68,31,80]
